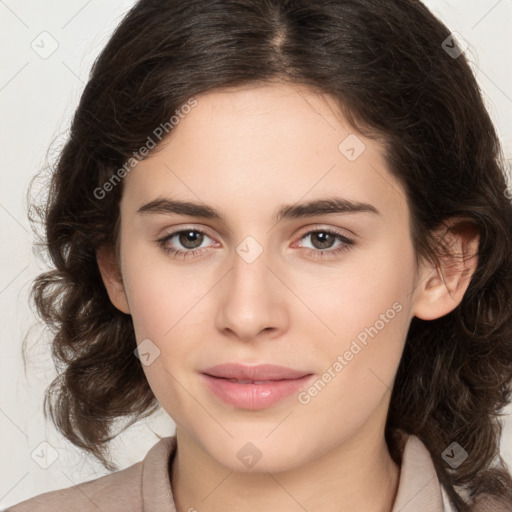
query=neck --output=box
[170,426,400,512]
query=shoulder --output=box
[7,461,143,512]
[6,436,177,512]
[394,431,512,512]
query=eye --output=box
[156,227,355,260]
[297,228,355,259]
[156,228,216,259]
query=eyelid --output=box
[293,223,357,240]
[157,224,217,241]
[156,223,357,261]
[290,226,355,255]
[157,223,355,245]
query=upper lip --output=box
[201,363,311,381]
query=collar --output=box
[140,434,454,512]
[390,434,454,512]
[141,435,177,511]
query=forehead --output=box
[122,82,408,228]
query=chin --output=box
[193,429,314,474]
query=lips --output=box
[200,363,314,409]
[201,363,311,381]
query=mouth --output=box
[200,363,314,410]
[219,378,282,384]
[201,363,311,381]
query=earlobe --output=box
[412,219,480,321]
[96,246,131,314]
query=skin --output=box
[97,81,479,512]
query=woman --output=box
[10,0,512,510]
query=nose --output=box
[215,241,289,343]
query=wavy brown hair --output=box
[26,0,512,509]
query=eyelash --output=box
[156,227,355,260]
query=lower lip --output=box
[201,373,314,410]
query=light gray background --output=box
[1,0,511,509]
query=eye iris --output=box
[312,232,335,250]
[173,231,338,251]
[179,231,203,249]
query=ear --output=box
[96,245,131,314]
[412,218,479,321]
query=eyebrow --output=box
[137,197,381,222]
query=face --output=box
[108,82,429,472]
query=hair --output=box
[26,0,512,509]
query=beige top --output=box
[4,433,486,512]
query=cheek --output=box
[293,240,415,341]
[292,284,409,439]
[121,247,207,414]
[120,242,217,388]
[291,240,415,394]
[121,242,205,340]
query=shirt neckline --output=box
[140,433,447,512]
